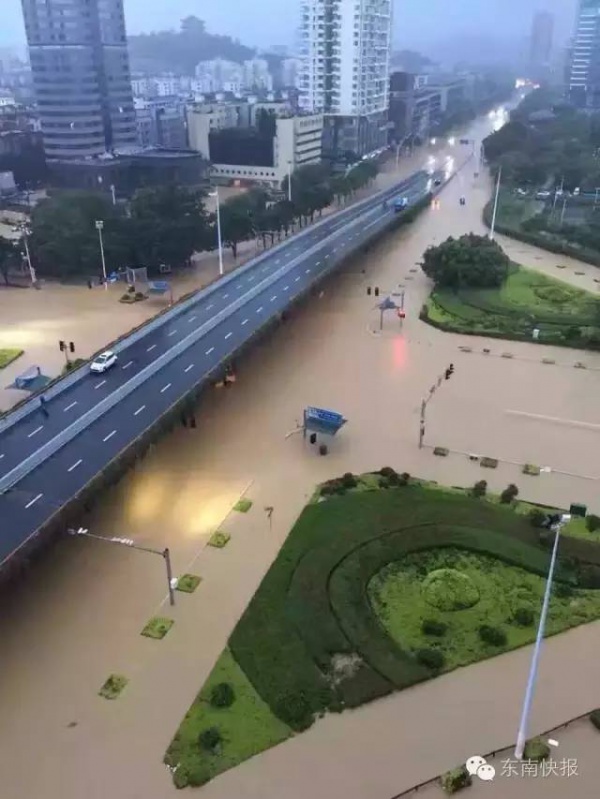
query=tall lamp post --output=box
[514,513,571,760]
[68,527,176,606]
[287,160,293,203]
[489,166,502,240]
[95,220,108,290]
[19,223,37,286]
[209,188,224,276]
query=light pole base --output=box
[515,730,526,760]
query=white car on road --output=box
[90,350,117,374]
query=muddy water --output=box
[0,111,599,799]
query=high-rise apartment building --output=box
[21,0,136,161]
[529,10,554,71]
[568,0,600,108]
[299,0,393,158]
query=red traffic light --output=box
[397,309,406,318]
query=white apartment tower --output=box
[299,0,393,157]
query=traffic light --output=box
[69,341,75,353]
[445,363,455,380]
[367,286,372,295]
[59,340,65,352]
[374,286,380,297]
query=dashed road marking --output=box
[206,303,214,311]
[122,360,133,370]
[206,347,215,355]
[64,401,77,412]
[189,314,197,322]
[306,268,311,273]
[68,459,82,473]
[224,293,229,299]
[134,405,146,416]
[147,344,157,352]
[256,306,263,313]
[270,295,277,302]
[184,363,194,373]
[224,332,233,340]
[160,383,172,393]
[28,425,43,439]
[94,380,107,390]
[241,318,249,326]
[294,276,300,282]
[25,493,43,509]
[283,285,289,291]
[103,430,117,442]
[167,330,177,337]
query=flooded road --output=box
[0,110,599,799]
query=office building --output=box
[21,0,136,161]
[135,99,188,150]
[530,11,554,72]
[195,59,244,94]
[299,0,393,158]
[569,0,600,108]
[243,58,274,91]
[388,72,442,145]
[187,98,322,189]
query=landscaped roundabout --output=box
[165,472,600,789]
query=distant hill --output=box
[128,16,257,74]
[391,49,435,73]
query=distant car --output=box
[90,350,117,374]
[393,197,409,212]
[459,196,466,206]
[516,188,528,197]
[535,190,551,200]
[434,178,442,186]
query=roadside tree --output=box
[421,234,510,289]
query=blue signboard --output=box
[304,406,347,436]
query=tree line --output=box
[0,159,379,283]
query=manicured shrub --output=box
[586,514,600,533]
[441,765,472,794]
[513,607,534,627]
[273,691,314,732]
[478,624,507,646]
[416,648,446,671]
[472,480,487,498]
[554,582,574,599]
[590,709,600,731]
[198,727,222,752]
[388,471,401,486]
[209,682,235,708]
[524,738,550,761]
[399,472,411,485]
[421,619,448,637]
[500,483,519,504]
[379,466,397,479]
[529,509,547,528]
[378,476,390,489]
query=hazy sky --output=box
[2,0,578,50]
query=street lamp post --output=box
[514,514,571,760]
[68,527,176,606]
[210,188,224,276]
[19,224,36,286]
[489,166,502,240]
[287,161,293,203]
[95,220,108,290]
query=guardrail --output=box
[0,181,430,493]
[0,169,428,436]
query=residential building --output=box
[194,59,244,94]
[423,75,469,112]
[299,0,393,158]
[282,58,302,89]
[243,58,274,91]
[530,10,554,72]
[187,97,322,189]
[21,0,137,161]
[135,99,188,149]
[388,72,441,145]
[568,0,600,108]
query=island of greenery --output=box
[165,471,600,788]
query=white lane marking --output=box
[315,261,321,266]
[134,405,146,416]
[67,459,82,473]
[94,380,106,390]
[305,268,311,273]
[147,344,157,352]
[206,347,215,355]
[0,453,4,460]
[270,295,277,302]
[241,318,249,326]
[167,330,177,337]
[122,360,133,370]
[160,383,172,393]
[283,285,289,291]
[248,275,255,282]
[294,276,300,282]
[275,259,281,264]
[103,430,117,442]
[28,425,43,439]
[256,306,263,313]
[25,493,43,509]
[64,401,77,413]
[184,363,194,373]
[505,409,600,431]
[224,332,233,340]
[223,293,229,299]
[189,314,197,323]
[206,303,214,311]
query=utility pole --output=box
[68,528,176,606]
[560,197,568,227]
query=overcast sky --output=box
[2,0,578,51]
